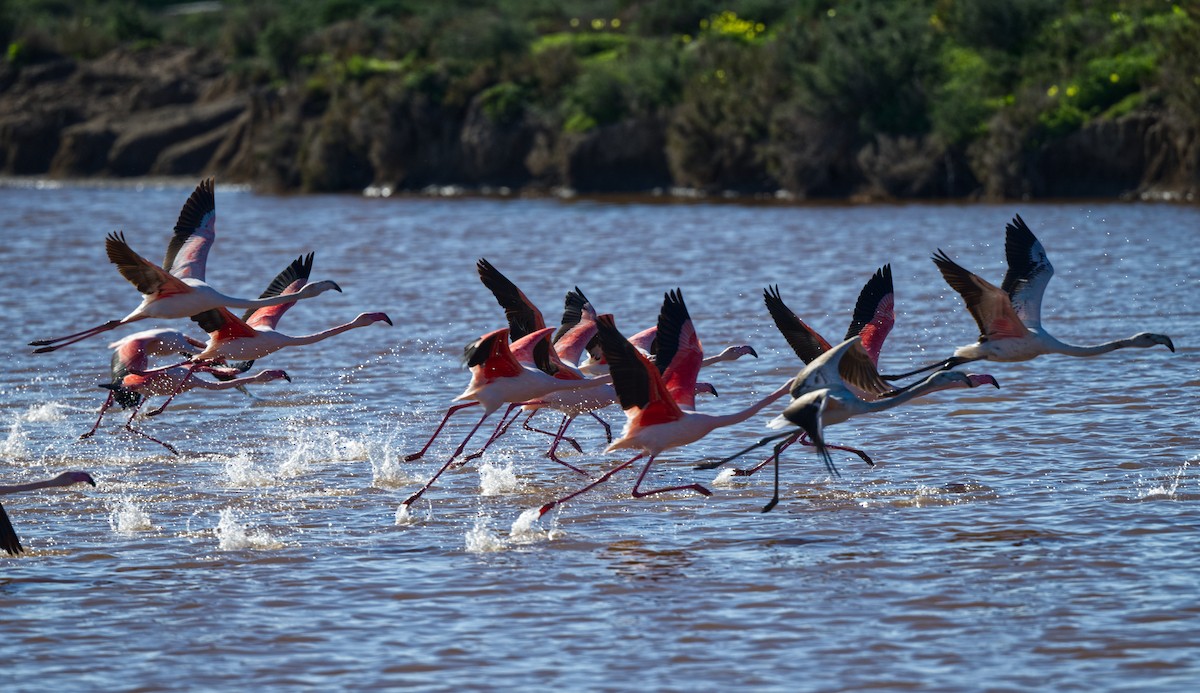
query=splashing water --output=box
[711,468,739,487]
[1139,459,1190,499]
[21,402,76,422]
[223,452,278,487]
[2,420,28,457]
[464,516,508,553]
[108,496,155,533]
[369,441,417,488]
[394,502,418,526]
[509,507,558,544]
[478,460,520,496]
[277,428,370,478]
[215,508,284,550]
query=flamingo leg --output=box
[78,392,116,440]
[881,355,975,381]
[631,455,713,499]
[30,319,125,352]
[404,402,480,462]
[461,402,529,463]
[538,457,639,517]
[123,402,178,455]
[588,411,613,444]
[522,411,583,453]
[761,440,788,513]
[145,364,202,417]
[732,432,802,476]
[694,429,800,471]
[544,415,591,476]
[401,409,491,507]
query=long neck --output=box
[705,380,794,429]
[0,477,72,495]
[212,289,314,310]
[1045,334,1137,357]
[191,372,275,390]
[285,321,365,346]
[863,373,967,413]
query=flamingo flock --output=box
[9,180,1178,553]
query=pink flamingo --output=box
[401,327,611,508]
[1,471,96,555]
[711,267,897,476]
[883,214,1174,379]
[537,291,792,517]
[30,178,342,352]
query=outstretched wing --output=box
[655,289,703,409]
[107,232,190,298]
[595,314,682,426]
[243,253,313,329]
[477,258,545,341]
[0,502,23,555]
[163,178,217,281]
[843,265,895,367]
[764,285,832,364]
[933,250,1029,341]
[551,287,599,366]
[192,306,258,341]
[1000,214,1054,330]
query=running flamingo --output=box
[400,327,611,509]
[537,292,792,517]
[883,214,1174,379]
[1,472,96,555]
[711,336,998,512]
[30,178,342,352]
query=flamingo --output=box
[400,327,611,508]
[143,253,391,414]
[709,336,999,512]
[883,214,1174,379]
[79,360,291,455]
[1,471,96,555]
[721,267,897,476]
[537,291,792,517]
[30,178,342,352]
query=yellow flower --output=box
[1047,85,1059,97]
[1109,72,1120,83]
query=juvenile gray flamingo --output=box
[1,472,96,555]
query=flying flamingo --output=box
[80,359,291,455]
[1,471,96,555]
[883,214,1174,379]
[30,178,342,352]
[706,336,999,512]
[537,291,793,518]
[144,253,391,414]
[400,327,611,509]
[720,267,897,476]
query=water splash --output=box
[278,428,370,478]
[21,402,76,422]
[464,516,508,553]
[223,452,277,487]
[394,502,419,526]
[711,468,739,487]
[2,420,28,457]
[479,460,520,496]
[1138,459,1190,499]
[369,441,418,488]
[509,507,558,544]
[108,496,155,533]
[215,508,284,550]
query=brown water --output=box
[1,182,1197,690]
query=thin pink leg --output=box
[146,364,205,417]
[461,402,526,462]
[30,319,124,352]
[79,392,115,440]
[588,411,613,444]
[523,410,583,453]
[544,415,590,476]
[402,409,491,507]
[631,455,713,499]
[404,402,480,462]
[538,456,640,517]
[124,403,178,455]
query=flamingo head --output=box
[966,373,1000,389]
[718,344,758,361]
[695,382,719,398]
[56,471,97,487]
[356,312,393,327]
[303,280,342,296]
[259,369,291,383]
[1132,332,1174,352]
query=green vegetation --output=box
[2,0,1197,194]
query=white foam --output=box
[509,507,558,544]
[21,402,76,422]
[394,502,419,526]
[464,517,508,553]
[223,451,277,487]
[369,442,419,488]
[478,460,520,496]
[215,508,283,550]
[2,421,28,457]
[711,468,739,486]
[1139,459,1190,499]
[108,496,155,533]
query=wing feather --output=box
[107,232,190,298]
[1000,214,1054,330]
[163,178,217,280]
[933,250,1029,341]
[243,253,313,329]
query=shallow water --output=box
[1,181,1197,690]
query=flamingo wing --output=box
[192,306,259,341]
[553,287,590,344]
[1000,214,1054,330]
[0,502,22,555]
[106,232,190,298]
[243,253,313,329]
[764,285,832,364]
[510,327,558,376]
[655,289,703,409]
[932,250,1030,341]
[838,341,893,397]
[464,328,524,380]
[843,264,895,367]
[162,178,217,281]
[477,258,545,340]
[595,314,682,426]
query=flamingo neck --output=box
[702,380,794,429]
[0,477,74,495]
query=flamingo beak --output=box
[382,315,394,326]
[747,346,758,358]
[332,282,343,293]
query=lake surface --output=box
[1,181,1197,691]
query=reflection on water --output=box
[0,183,1197,689]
